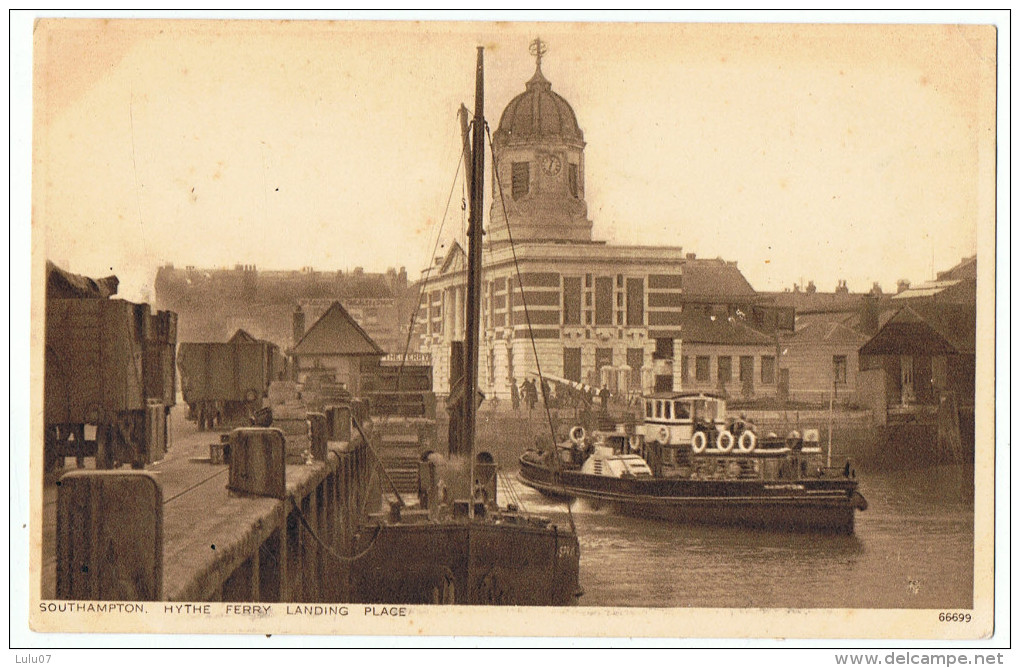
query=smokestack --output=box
[860,294,879,336]
[293,305,306,345]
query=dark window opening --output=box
[695,356,711,382]
[626,278,644,326]
[512,162,530,200]
[563,277,582,326]
[653,337,673,360]
[833,355,848,385]
[595,277,613,325]
[568,163,579,197]
[717,356,732,383]
[761,356,776,385]
[739,356,754,382]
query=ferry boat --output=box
[519,391,867,533]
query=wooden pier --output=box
[41,407,378,602]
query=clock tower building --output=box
[488,41,593,244]
[417,39,777,403]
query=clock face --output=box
[542,155,562,176]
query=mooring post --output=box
[228,427,287,499]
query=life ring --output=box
[628,435,642,452]
[738,430,757,453]
[657,426,670,444]
[691,431,708,454]
[716,430,735,452]
[569,426,587,446]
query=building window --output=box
[595,277,613,325]
[717,356,732,383]
[695,356,710,382]
[626,278,644,326]
[739,356,754,382]
[568,163,579,197]
[833,355,848,385]
[512,162,529,200]
[681,355,689,381]
[596,348,613,377]
[627,348,644,390]
[563,277,582,326]
[761,355,775,385]
[654,337,673,360]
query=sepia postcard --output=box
[13,14,1004,648]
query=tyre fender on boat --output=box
[737,430,757,452]
[569,426,586,447]
[657,426,670,444]
[691,431,708,453]
[716,430,735,452]
[628,434,642,452]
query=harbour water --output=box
[507,465,974,609]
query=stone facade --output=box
[415,49,778,399]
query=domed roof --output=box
[495,64,584,144]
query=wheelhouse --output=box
[640,392,728,446]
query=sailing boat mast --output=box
[462,47,485,458]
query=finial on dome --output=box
[526,36,551,90]
[529,36,547,67]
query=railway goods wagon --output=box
[44,296,177,471]
[177,336,283,430]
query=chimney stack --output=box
[293,305,306,345]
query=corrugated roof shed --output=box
[291,301,385,356]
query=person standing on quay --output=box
[511,377,521,412]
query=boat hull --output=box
[347,518,581,605]
[519,457,865,534]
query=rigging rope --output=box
[486,122,576,534]
[388,138,468,428]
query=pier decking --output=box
[41,409,377,602]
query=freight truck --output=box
[177,330,286,430]
[44,262,177,471]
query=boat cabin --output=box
[640,392,729,448]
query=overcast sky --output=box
[29,19,994,302]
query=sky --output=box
[27,18,995,302]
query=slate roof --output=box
[787,314,871,347]
[291,301,385,357]
[679,310,774,346]
[680,260,757,299]
[936,255,977,281]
